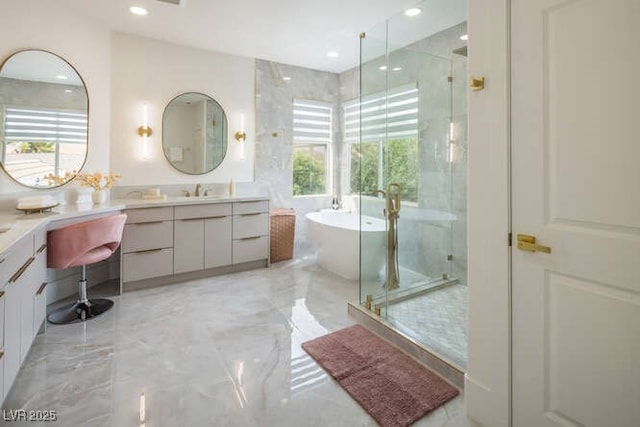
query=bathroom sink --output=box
[173,195,225,202]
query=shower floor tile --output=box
[386,284,468,368]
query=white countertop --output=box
[0,195,269,257]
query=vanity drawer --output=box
[233,201,268,215]
[233,236,269,264]
[34,228,47,255]
[175,203,232,220]
[233,213,268,239]
[123,248,174,282]
[125,207,174,224]
[123,221,173,252]
[2,236,34,286]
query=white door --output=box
[511,0,640,426]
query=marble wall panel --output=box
[254,60,341,257]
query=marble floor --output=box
[1,255,462,427]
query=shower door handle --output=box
[516,234,552,254]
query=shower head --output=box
[452,46,468,57]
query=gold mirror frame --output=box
[0,49,89,188]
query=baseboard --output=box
[122,259,268,292]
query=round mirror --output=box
[162,92,228,175]
[0,50,88,188]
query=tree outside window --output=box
[351,138,418,203]
[292,99,331,196]
[345,85,419,203]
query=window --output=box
[344,85,419,203]
[292,99,331,196]
[2,106,87,186]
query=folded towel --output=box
[169,147,183,162]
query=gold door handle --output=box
[517,234,551,254]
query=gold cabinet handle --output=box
[517,234,552,254]
[133,248,163,254]
[9,257,35,283]
[36,282,48,295]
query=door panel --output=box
[511,0,640,426]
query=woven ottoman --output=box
[270,208,295,262]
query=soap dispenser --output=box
[228,178,236,197]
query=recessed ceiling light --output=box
[392,66,403,72]
[56,75,67,80]
[64,89,73,93]
[130,6,148,16]
[460,34,468,41]
[379,65,387,71]
[326,50,339,58]
[282,76,291,81]
[404,7,422,17]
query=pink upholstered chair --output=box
[47,213,127,324]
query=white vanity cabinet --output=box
[2,227,47,402]
[32,233,48,339]
[122,207,174,282]
[232,201,269,264]
[204,214,232,269]
[174,204,232,274]
[122,198,269,289]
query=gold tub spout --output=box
[377,183,401,291]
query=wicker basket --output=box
[270,208,295,263]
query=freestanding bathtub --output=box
[306,210,386,281]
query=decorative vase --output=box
[91,189,107,204]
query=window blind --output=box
[344,84,418,143]
[293,99,332,143]
[3,107,87,144]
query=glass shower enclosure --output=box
[355,2,468,369]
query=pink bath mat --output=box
[302,324,459,427]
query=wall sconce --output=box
[235,113,246,160]
[138,103,152,159]
[447,121,457,163]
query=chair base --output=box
[47,298,114,325]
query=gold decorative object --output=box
[374,306,381,316]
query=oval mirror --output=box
[0,50,88,188]
[162,92,228,175]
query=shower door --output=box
[357,8,468,368]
